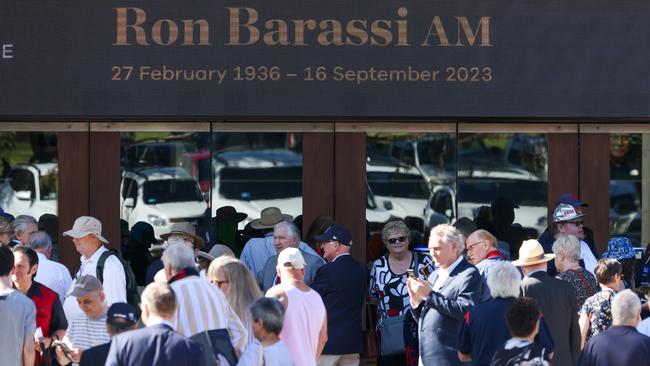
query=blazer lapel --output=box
[438,259,466,291]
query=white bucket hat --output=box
[63,216,109,243]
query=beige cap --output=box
[160,222,205,249]
[250,207,293,230]
[69,275,104,297]
[277,247,306,269]
[63,216,109,243]
[511,239,555,267]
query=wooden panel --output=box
[579,134,610,255]
[57,132,89,274]
[581,124,650,133]
[547,133,580,222]
[0,122,87,132]
[89,132,121,250]
[335,122,455,133]
[334,133,367,263]
[91,122,209,132]
[213,122,333,132]
[459,123,578,133]
[302,133,335,237]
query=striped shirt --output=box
[67,312,110,351]
[169,275,248,353]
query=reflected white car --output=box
[0,163,58,218]
[120,167,207,238]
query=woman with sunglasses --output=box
[369,220,433,366]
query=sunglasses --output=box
[387,236,407,244]
[566,220,584,226]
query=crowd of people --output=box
[2,191,650,366]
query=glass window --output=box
[365,132,457,242]
[457,132,548,256]
[0,132,58,218]
[120,132,209,239]
[211,132,303,228]
[609,133,642,245]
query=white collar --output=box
[332,253,351,262]
[81,245,108,263]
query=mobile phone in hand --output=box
[407,269,416,279]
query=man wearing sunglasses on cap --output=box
[552,204,598,276]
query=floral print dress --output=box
[369,251,433,365]
[579,288,616,340]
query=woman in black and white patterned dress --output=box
[369,220,433,366]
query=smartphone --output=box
[407,269,417,279]
[53,341,73,359]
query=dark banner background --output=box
[0,0,648,119]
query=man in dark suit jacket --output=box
[407,224,482,366]
[514,239,580,366]
[310,224,365,366]
[105,282,204,366]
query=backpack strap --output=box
[96,250,114,284]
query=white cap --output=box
[277,247,306,269]
[553,203,585,223]
[63,216,109,243]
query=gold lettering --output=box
[455,16,492,47]
[226,7,259,46]
[396,7,410,46]
[370,20,392,46]
[345,20,368,46]
[114,7,150,46]
[264,20,290,46]
[293,20,318,46]
[181,19,211,45]
[317,20,344,46]
[421,16,450,47]
[152,19,178,46]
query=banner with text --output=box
[0,0,649,118]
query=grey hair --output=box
[612,289,641,326]
[0,217,12,234]
[162,243,196,271]
[487,261,522,298]
[552,234,580,263]
[381,220,411,243]
[273,221,300,241]
[28,231,52,251]
[13,215,37,236]
[430,224,464,256]
[250,297,285,335]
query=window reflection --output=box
[609,134,642,245]
[0,132,58,218]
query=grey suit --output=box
[521,270,580,366]
[258,250,325,291]
[412,258,481,366]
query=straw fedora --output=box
[250,207,293,230]
[160,222,205,249]
[511,239,555,267]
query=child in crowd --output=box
[237,297,294,366]
[491,297,551,366]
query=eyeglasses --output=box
[465,241,484,251]
[387,236,407,244]
[566,220,584,226]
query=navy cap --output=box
[556,193,588,208]
[314,224,353,246]
[107,302,137,326]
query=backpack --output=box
[96,249,141,313]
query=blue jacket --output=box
[311,254,366,355]
[412,258,482,366]
[105,323,205,366]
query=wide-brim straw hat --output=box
[250,207,293,230]
[511,239,555,267]
[160,222,205,249]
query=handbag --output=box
[361,301,380,359]
[378,314,407,356]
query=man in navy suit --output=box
[105,282,204,366]
[407,224,482,366]
[311,224,365,366]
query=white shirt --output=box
[580,240,598,276]
[638,317,650,337]
[432,255,463,291]
[63,246,126,322]
[35,252,73,302]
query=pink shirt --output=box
[278,284,326,366]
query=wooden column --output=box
[89,132,121,250]
[579,133,610,255]
[57,132,89,274]
[547,133,580,222]
[334,133,366,264]
[302,132,335,236]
